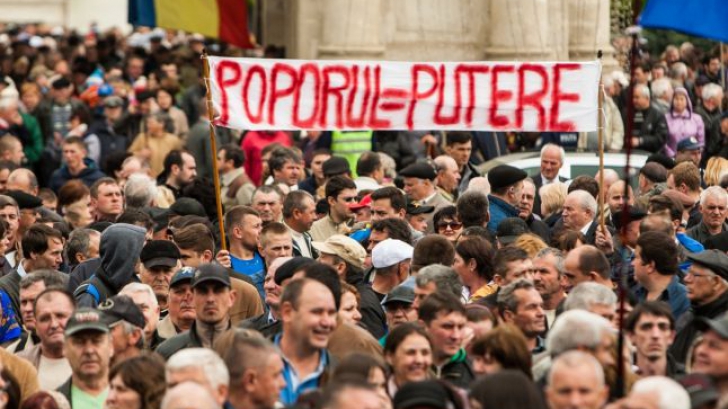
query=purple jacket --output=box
[664,87,705,157]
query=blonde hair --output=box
[705,157,728,187]
[539,182,568,217]
[511,233,548,258]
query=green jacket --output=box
[20,113,43,165]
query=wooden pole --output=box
[597,56,606,234]
[201,50,227,251]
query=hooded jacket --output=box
[48,157,107,193]
[664,87,706,157]
[74,223,147,307]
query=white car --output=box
[477,151,650,185]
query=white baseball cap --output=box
[372,239,413,269]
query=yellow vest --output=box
[331,130,373,177]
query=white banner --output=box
[208,56,601,132]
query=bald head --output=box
[7,168,38,195]
[162,382,219,409]
[606,180,634,213]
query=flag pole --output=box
[201,49,227,251]
[597,51,606,234]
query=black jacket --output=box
[687,222,728,246]
[57,378,73,407]
[670,289,728,363]
[239,313,282,339]
[435,349,476,390]
[346,270,387,339]
[622,105,669,153]
[531,174,568,217]
[155,321,205,360]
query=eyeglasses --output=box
[340,196,358,203]
[686,270,716,279]
[437,221,463,230]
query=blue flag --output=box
[641,0,728,43]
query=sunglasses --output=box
[437,221,463,230]
[340,196,358,203]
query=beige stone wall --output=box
[266,0,614,65]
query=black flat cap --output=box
[611,205,647,230]
[406,198,434,215]
[382,285,415,306]
[393,380,451,409]
[140,240,181,269]
[686,250,728,280]
[399,162,437,181]
[322,156,350,177]
[5,190,42,210]
[487,165,527,190]
[169,198,206,218]
[98,295,146,329]
[274,257,315,285]
[51,77,71,89]
[696,313,728,340]
[192,263,231,288]
[496,217,530,244]
[646,153,675,170]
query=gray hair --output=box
[466,177,490,195]
[567,189,598,216]
[535,247,565,276]
[546,309,613,357]
[166,348,230,390]
[540,143,565,163]
[415,264,463,300]
[161,381,218,409]
[124,173,158,208]
[19,269,67,290]
[634,83,651,99]
[563,282,617,311]
[702,83,724,102]
[670,62,688,80]
[700,185,728,207]
[282,190,313,219]
[64,228,99,264]
[631,376,690,409]
[650,78,673,99]
[253,184,284,202]
[497,279,536,313]
[120,282,159,308]
[433,155,457,173]
[548,350,604,387]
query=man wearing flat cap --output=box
[400,161,449,233]
[138,240,181,313]
[670,250,728,363]
[5,189,41,237]
[692,312,728,400]
[486,164,527,233]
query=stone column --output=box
[484,0,565,61]
[317,0,385,59]
[568,0,617,68]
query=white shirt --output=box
[580,220,593,236]
[38,355,72,390]
[289,227,312,258]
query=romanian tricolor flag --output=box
[128,0,253,48]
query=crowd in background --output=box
[0,22,725,409]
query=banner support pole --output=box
[201,50,228,251]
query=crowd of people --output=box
[0,22,727,409]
